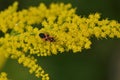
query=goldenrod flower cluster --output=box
[0,2,120,80]
[0,72,8,80]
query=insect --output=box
[39,33,55,42]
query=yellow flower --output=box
[0,72,8,80]
[0,1,120,80]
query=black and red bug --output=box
[39,33,55,42]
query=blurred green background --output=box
[0,0,120,80]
